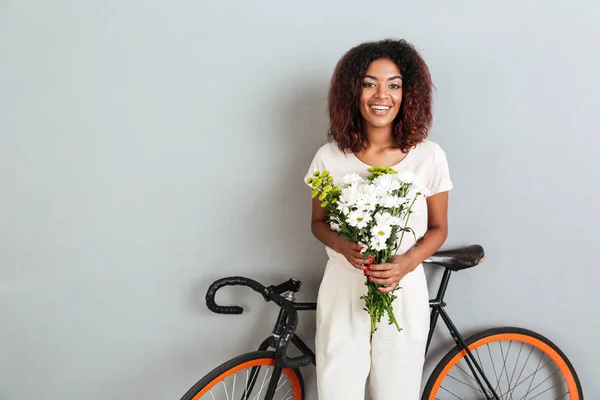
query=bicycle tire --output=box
[180,351,305,400]
[422,326,583,400]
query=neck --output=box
[363,124,395,150]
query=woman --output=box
[305,39,453,400]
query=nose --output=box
[376,84,389,99]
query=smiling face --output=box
[359,58,403,131]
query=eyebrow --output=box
[363,74,403,81]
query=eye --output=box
[362,82,376,88]
[389,83,401,89]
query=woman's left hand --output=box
[365,254,417,293]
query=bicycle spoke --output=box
[244,367,261,400]
[222,379,230,400]
[519,367,561,400]
[526,382,560,400]
[275,375,289,393]
[446,370,486,393]
[509,344,535,397]
[209,389,216,400]
[231,373,236,400]
[505,342,525,400]
[552,391,570,400]
[495,340,512,394]
[280,387,292,400]
[252,368,273,400]
[244,368,249,400]
[454,360,481,387]
[522,351,545,400]
[475,347,483,368]
[474,346,489,396]
[500,356,554,399]
[439,384,465,400]
[487,343,501,391]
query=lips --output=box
[369,104,392,116]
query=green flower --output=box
[366,165,398,180]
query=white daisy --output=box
[375,212,403,227]
[373,174,402,192]
[380,194,404,208]
[370,236,388,251]
[396,170,418,184]
[371,224,392,242]
[347,210,372,229]
[336,194,353,215]
[339,173,364,187]
[341,187,360,207]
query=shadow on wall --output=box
[180,75,330,397]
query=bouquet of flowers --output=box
[306,166,429,333]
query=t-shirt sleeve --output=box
[427,143,453,196]
[304,145,328,185]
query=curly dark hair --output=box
[328,39,434,153]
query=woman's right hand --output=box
[334,237,374,270]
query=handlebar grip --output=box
[270,294,312,368]
[276,321,312,368]
[205,276,267,315]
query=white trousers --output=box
[315,259,430,400]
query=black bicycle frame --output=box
[426,267,501,400]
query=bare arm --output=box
[310,196,340,251]
[403,190,449,265]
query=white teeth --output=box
[370,105,390,110]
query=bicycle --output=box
[181,244,583,400]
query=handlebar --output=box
[205,276,311,369]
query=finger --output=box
[350,242,363,251]
[377,284,398,293]
[366,270,394,278]
[368,263,394,271]
[355,253,373,264]
[368,276,397,286]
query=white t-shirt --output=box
[305,139,453,266]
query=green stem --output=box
[398,196,418,246]
[383,295,401,332]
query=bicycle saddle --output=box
[425,244,485,271]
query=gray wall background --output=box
[1,1,598,399]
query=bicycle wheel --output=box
[180,351,304,400]
[423,327,583,400]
